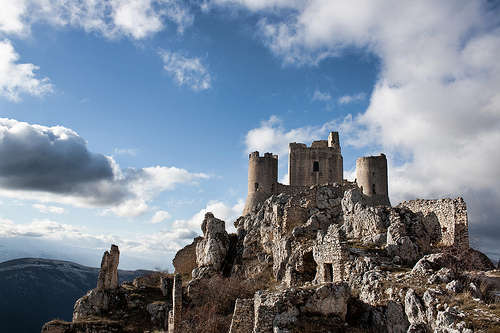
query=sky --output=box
[0,0,499,270]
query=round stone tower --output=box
[243,151,278,215]
[355,154,390,206]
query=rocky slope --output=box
[42,184,500,333]
[0,258,150,333]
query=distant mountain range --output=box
[0,258,151,333]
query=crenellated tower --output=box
[355,153,390,206]
[242,152,278,215]
[289,131,343,187]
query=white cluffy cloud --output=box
[311,89,331,102]
[239,0,500,258]
[151,210,171,224]
[0,118,209,217]
[173,199,245,234]
[0,0,194,40]
[33,204,65,214]
[0,39,53,101]
[160,50,211,91]
[0,217,198,262]
[113,148,137,156]
[338,93,365,105]
[0,198,243,268]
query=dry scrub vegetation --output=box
[179,274,271,333]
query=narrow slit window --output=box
[324,263,333,282]
[313,161,320,172]
[255,182,259,191]
[372,184,376,194]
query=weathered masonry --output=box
[289,131,343,187]
[242,152,278,215]
[355,154,390,206]
[398,198,469,250]
[243,132,391,215]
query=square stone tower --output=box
[289,132,343,186]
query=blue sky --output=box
[0,1,499,269]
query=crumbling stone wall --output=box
[228,298,255,333]
[398,198,469,250]
[97,244,119,290]
[172,236,202,278]
[313,224,348,284]
[288,132,343,187]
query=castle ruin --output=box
[243,131,390,214]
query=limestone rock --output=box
[446,280,463,294]
[412,253,459,276]
[195,213,229,272]
[342,188,388,245]
[386,300,410,333]
[405,289,427,326]
[97,244,120,290]
[252,283,350,332]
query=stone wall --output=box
[228,298,255,333]
[313,224,349,284]
[172,236,202,278]
[288,132,343,187]
[398,198,469,250]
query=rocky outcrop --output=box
[252,283,350,332]
[193,213,230,278]
[97,244,119,290]
[42,245,178,333]
[43,183,500,333]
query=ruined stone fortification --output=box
[399,198,469,250]
[289,131,343,187]
[42,134,499,333]
[356,153,390,206]
[172,236,201,279]
[244,131,390,215]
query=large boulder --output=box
[195,213,229,272]
[252,283,350,332]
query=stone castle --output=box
[42,131,499,333]
[243,131,390,215]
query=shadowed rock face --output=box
[97,244,119,290]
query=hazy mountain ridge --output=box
[0,257,151,333]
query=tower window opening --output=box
[255,182,259,191]
[324,263,333,282]
[313,161,320,172]
[372,184,376,194]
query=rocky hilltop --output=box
[42,184,499,332]
[0,258,150,333]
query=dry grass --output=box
[179,273,272,333]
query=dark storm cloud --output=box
[0,125,113,192]
[0,118,208,216]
